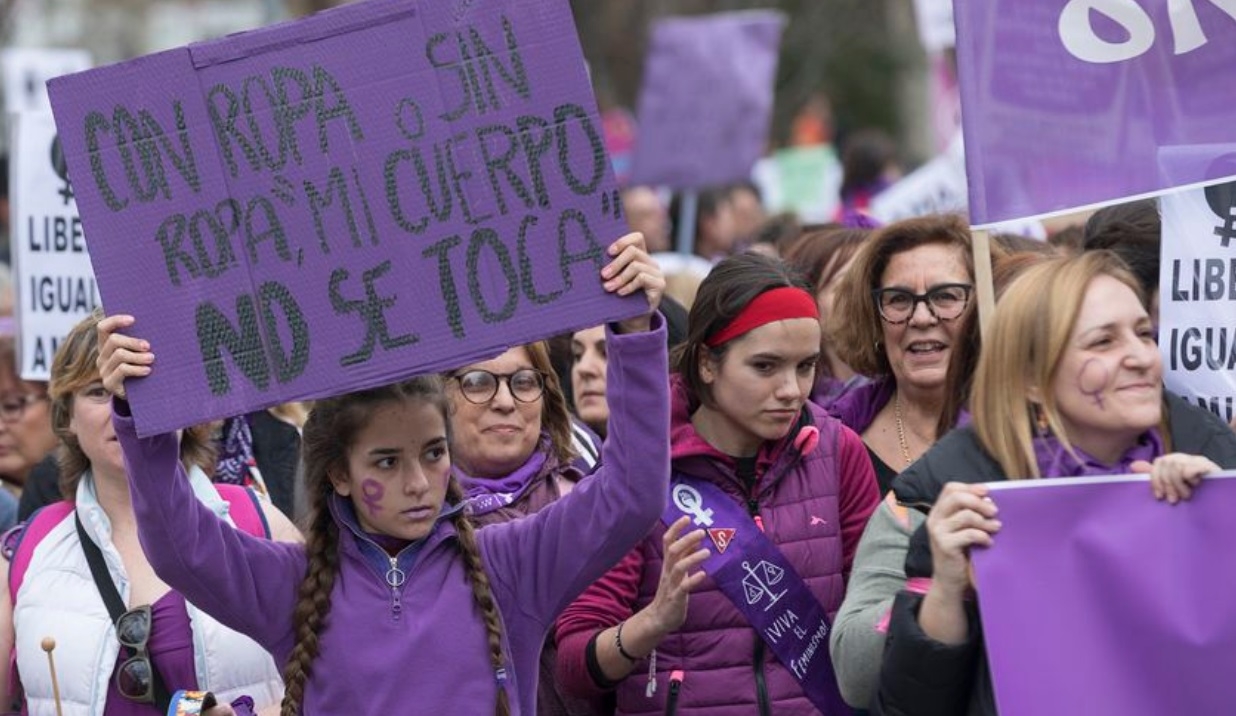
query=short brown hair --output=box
[783,227,870,296]
[49,310,215,499]
[828,214,976,377]
[523,340,576,465]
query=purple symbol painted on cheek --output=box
[360,479,385,516]
[1077,359,1109,410]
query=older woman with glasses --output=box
[0,312,297,715]
[0,336,57,513]
[444,235,666,716]
[824,214,984,710]
[826,215,979,494]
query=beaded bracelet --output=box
[614,620,639,662]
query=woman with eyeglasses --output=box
[554,253,880,716]
[822,214,983,710]
[96,232,671,716]
[0,335,57,519]
[444,333,622,715]
[874,251,1236,716]
[0,311,298,716]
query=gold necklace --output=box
[894,392,913,466]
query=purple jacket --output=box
[467,445,606,716]
[115,319,670,716]
[556,381,880,715]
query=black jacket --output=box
[249,409,301,519]
[872,392,1236,716]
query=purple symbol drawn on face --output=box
[361,479,385,516]
[1076,358,1109,410]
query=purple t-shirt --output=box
[102,591,196,715]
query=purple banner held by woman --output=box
[972,472,1236,715]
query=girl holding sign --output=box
[875,251,1236,716]
[97,232,670,716]
[555,253,880,715]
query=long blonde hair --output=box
[971,251,1165,479]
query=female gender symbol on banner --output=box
[742,560,787,611]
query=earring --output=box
[1033,405,1049,436]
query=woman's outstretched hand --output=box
[1132,453,1219,505]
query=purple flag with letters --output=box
[629,11,785,190]
[47,0,638,437]
[955,0,1236,226]
[971,473,1236,715]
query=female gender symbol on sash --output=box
[742,560,787,611]
[672,483,714,526]
[663,473,850,713]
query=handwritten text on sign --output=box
[49,0,634,436]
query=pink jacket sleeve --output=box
[836,425,881,580]
[553,546,646,697]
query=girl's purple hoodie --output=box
[114,317,670,716]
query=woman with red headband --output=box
[554,253,880,715]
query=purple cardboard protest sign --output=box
[955,0,1236,226]
[972,474,1236,715]
[47,0,638,436]
[629,11,784,190]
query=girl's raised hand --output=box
[602,232,665,334]
[96,314,154,401]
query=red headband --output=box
[705,287,820,347]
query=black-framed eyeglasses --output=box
[452,369,546,405]
[115,605,155,703]
[0,393,48,423]
[872,283,973,325]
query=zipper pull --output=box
[665,670,684,715]
[746,499,765,533]
[645,648,657,697]
[386,556,406,620]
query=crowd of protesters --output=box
[0,70,1224,716]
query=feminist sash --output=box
[663,473,851,714]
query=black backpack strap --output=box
[76,514,173,712]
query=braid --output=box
[279,375,447,713]
[448,480,511,716]
[280,490,340,716]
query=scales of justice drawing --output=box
[742,560,787,611]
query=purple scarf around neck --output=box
[1033,429,1164,478]
[827,375,895,433]
[456,439,549,516]
[826,375,971,433]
